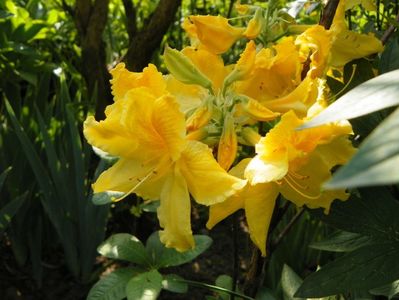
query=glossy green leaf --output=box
[370,279,399,299]
[295,242,399,297]
[325,107,399,189]
[126,270,163,300]
[98,233,151,266]
[310,231,372,252]
[161,274,188,293]
[281,265,304,300]
[87,268,138,300]
[379,37,399,73]
[145,231,212,268]
[299,69,399,129]
[313,187,399,239]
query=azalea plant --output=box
[83,0,399,298]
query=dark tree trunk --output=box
[124,0,182,71]
[74,0,112,120]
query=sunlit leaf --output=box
[98,233,151,266]
[87,268,138,300]
[325,107,399,189]
[126,270,163,300]
[299,69,399,129]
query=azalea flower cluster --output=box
[84,0,383,255]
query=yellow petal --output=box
[245,154,288,184]
[182,47,228,92]
[158,166,195,251]
[243,8,264,39]
[179,140,246,205]
[83,115,137,158]
[207,194,245,229]
[189,15,245,54]
[330,30,384,67]
[245,183,278,256]
[123,88,187,162]
[243,98,280,121]
[110,63,166,101]
[217,114,238,170]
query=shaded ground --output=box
[0,204,252,299]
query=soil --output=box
[0,203,252,300]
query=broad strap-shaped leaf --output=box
[145,231,212,268]
[98,233,151,266]
[312,187,399,239]
[0,166,12,191]
[370,279,399,299]
[309,231,372,252]
[161,274,188,294]
[299,69,399,129]
[281,265,304,300]
[295,242,399,298]
[87,268,138,300]
[0,193,27,235]
[325,107,399,189]
[126,269,163,300]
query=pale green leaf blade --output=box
[87,268,138,300]
[325,107,399,189]
[126,270,162,300]
[98,233,151,266]
[309,231,372,252]
[370,279,399,299]
[300,69,399,129]
[295,242,399,298]
[281,265,304,300]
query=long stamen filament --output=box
[112,169,158,202]
[283,176,321,200]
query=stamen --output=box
[329,64,357,101]
[288,170,309,180]
[112,168,158,202]
[283,176,321,200]
[286,173,308,189]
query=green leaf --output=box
[87,268,138,300]
[295,242,399,298]
[325,107,399,189]
[0,193,27,235]
[379,37,399,73]
[281,265,304,300]
[215,275,233,300]
[299,69,399,129]
[145,231,212,268]
[126,269,163,300]
[98,233,151,266]
[161,274,188,293]
[255,287,278,300]
[309,231,372,252]
[313,187,399,239]
[0,166,12,191]
[370,279,399,299]
[92,191,125,205]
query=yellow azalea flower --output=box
[84,66,245,251]
[187,15,245,54]
[236,37,301,102]
[295,25,332,78]
[208,108,355,256]
[329,0,383,67]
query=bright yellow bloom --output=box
[84,64,245,251]
[329,0,383,67]
[185,15,245,54]
[208,107,355,255]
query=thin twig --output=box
[319,0,340,29]
[270,208,305,251]
[381,12,399,45]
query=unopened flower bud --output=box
[164,46,213,90]
[241,127,261,146]
[217,114,238,170]
[243,8,264,39]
